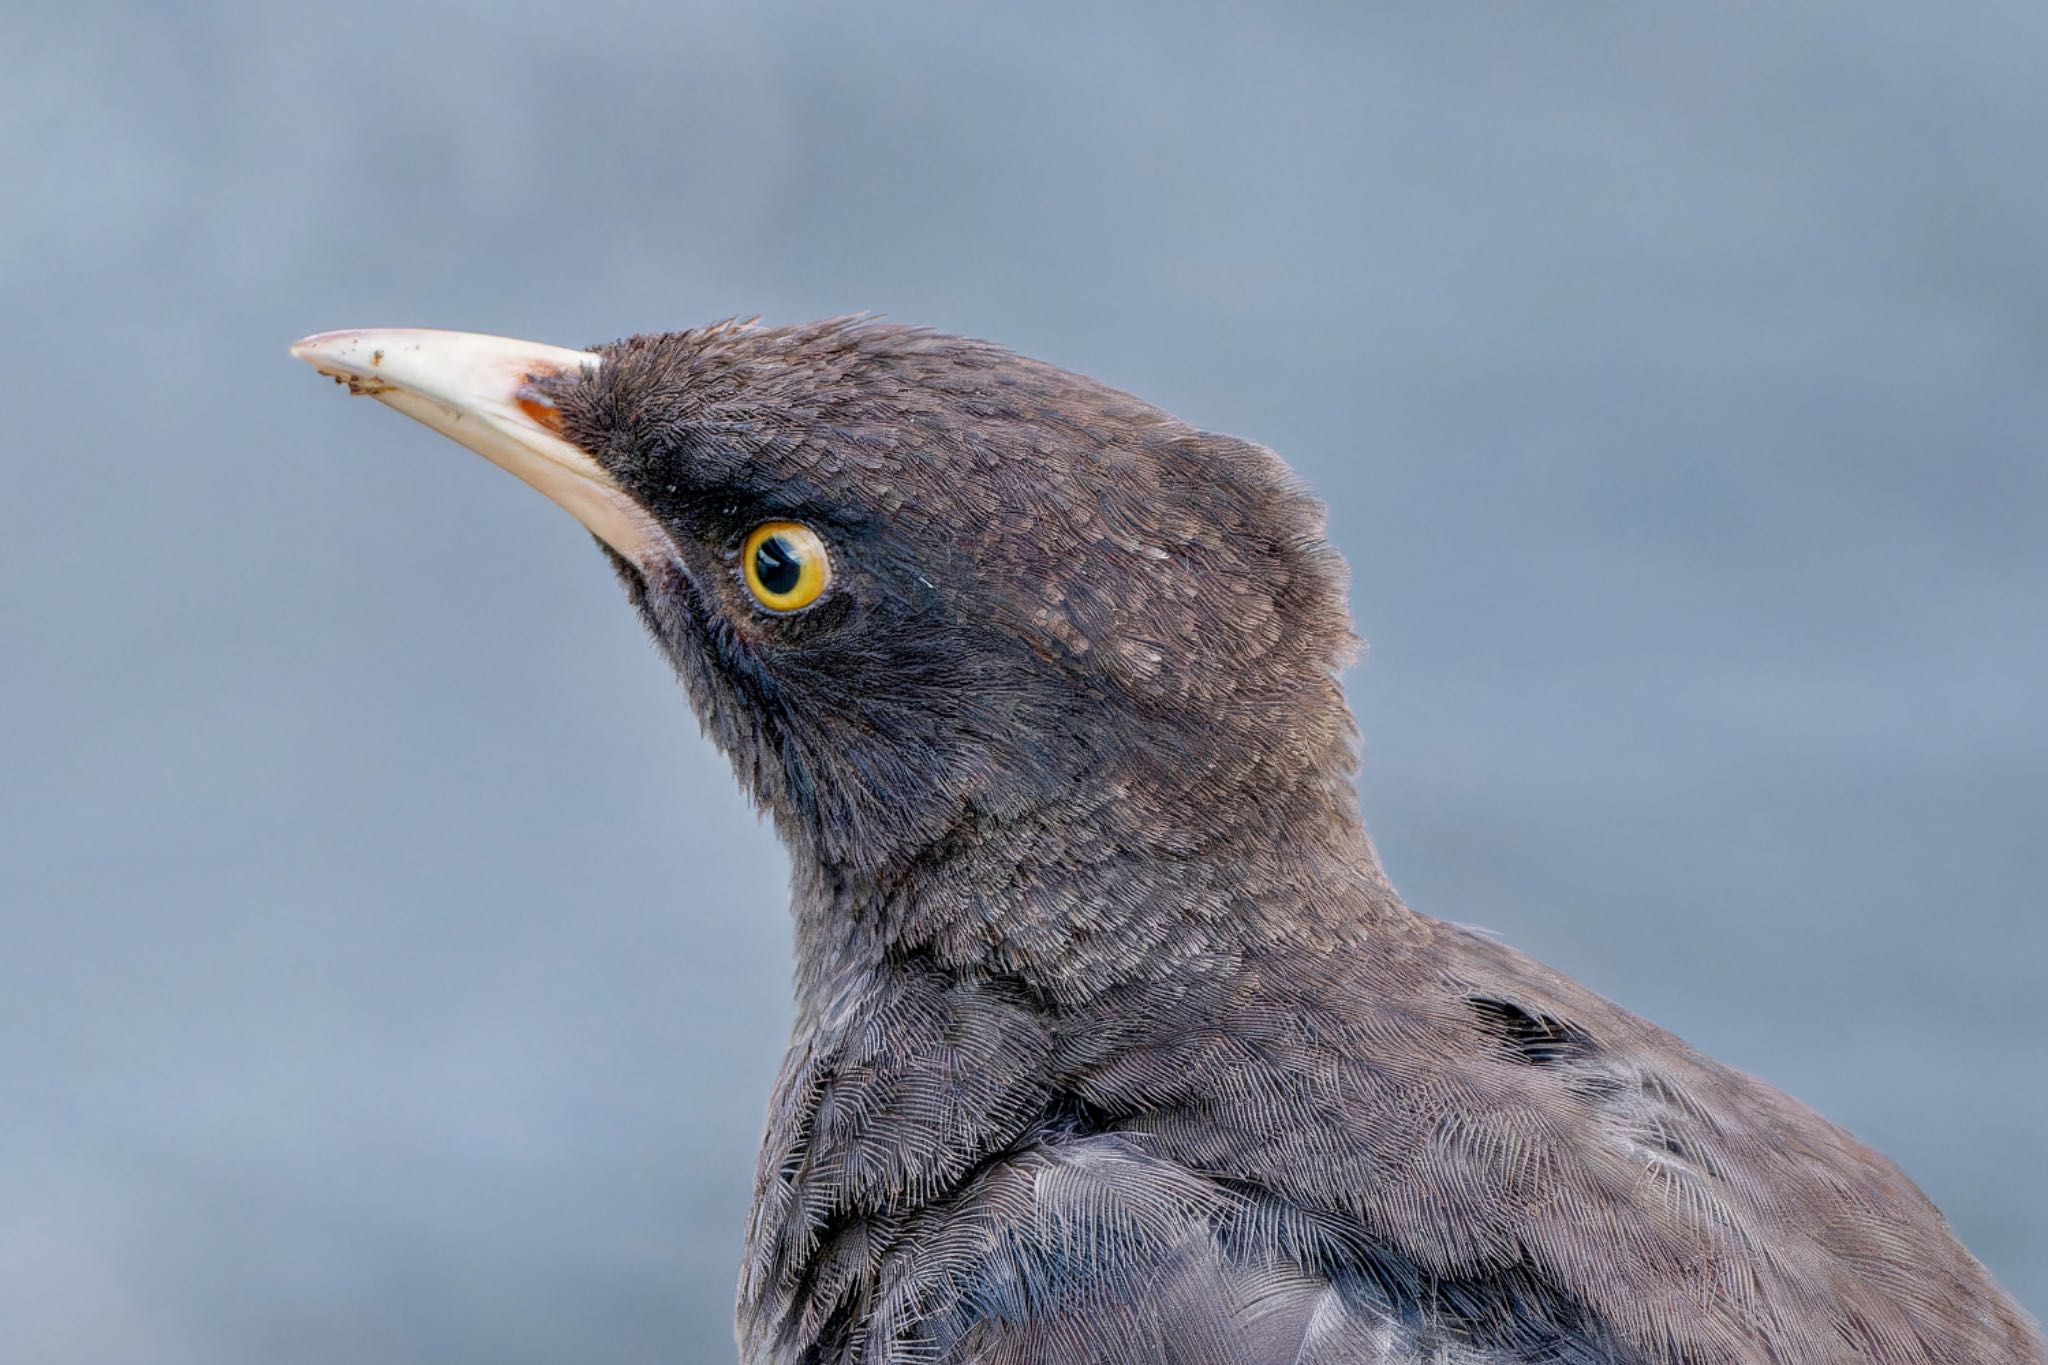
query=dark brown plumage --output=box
[294,318,2043,1364]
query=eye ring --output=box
[742,521,832,613]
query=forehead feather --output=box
[564,319,1183,496]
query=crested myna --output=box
[292,321,2043,1365]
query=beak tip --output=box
[290,328,360,360]
[289,330,404,394]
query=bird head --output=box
[292,320,1359,879]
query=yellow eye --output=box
[742,521,831,612]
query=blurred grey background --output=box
[3,2,2043,1360]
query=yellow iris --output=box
[742,521,831,612]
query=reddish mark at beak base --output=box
[515,386,568,435]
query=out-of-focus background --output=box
[3,3,2043,1360]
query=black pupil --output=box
[755,535,803,595]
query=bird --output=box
[291,319,2042,1365]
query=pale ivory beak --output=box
[289,328,671,565]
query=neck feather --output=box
[782,752,1394,1029]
